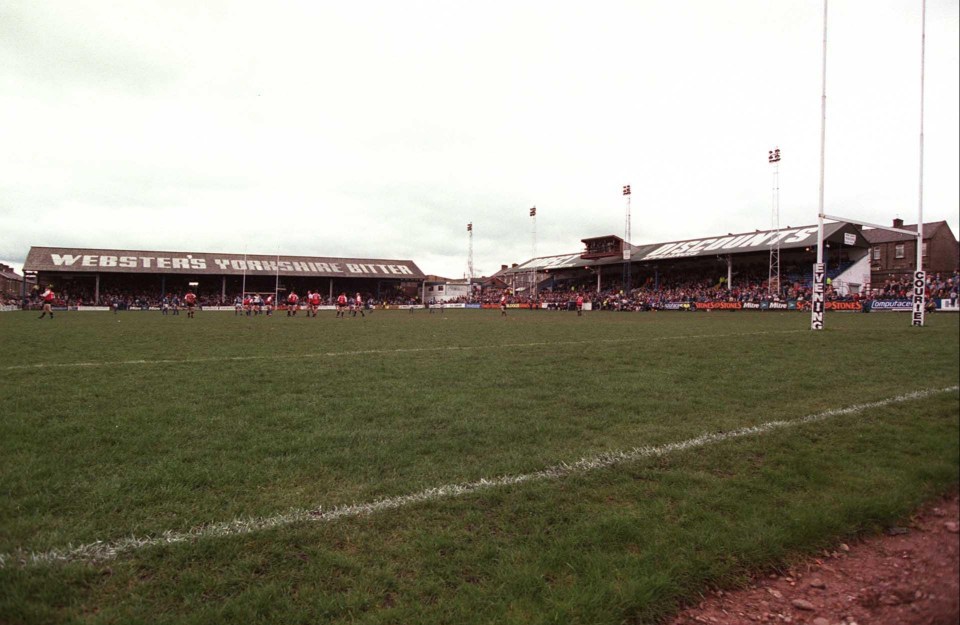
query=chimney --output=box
[501,265,507,271]
[512,263,518,268]
[893,217,904,229]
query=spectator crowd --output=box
[10,271,959,312]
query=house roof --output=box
[0,269,23,281]
[861,221,950,244]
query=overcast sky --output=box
[2,0,957,279]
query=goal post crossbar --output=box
[813,214,926,330]
[822,214,918,237]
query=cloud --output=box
[0,0,956,281]
[0,2,184,95]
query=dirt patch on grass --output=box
[668,490,959,625]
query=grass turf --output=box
[0,309,957,624]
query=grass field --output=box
[0,308,957,624]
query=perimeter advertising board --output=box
[811,263,825,330]
[912,271,926,327]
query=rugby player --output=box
[38,286,55,319]
[183,290,197,318]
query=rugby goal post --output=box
[810,0,927,330]
[810,215,926,330]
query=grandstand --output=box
[22,247,425,308]
[498,221,869,298]
[19,221,957,313]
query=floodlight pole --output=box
[530,207,537,296]
[812,0,828,331]
[623,184,632,293]
[467,223,474,281]
[241,249,248,300]
[768,148,781,297]
[913,0,927,327]
[275,245,280,307]
[531,207,537,260]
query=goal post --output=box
[812,215,925,330]
[810,0,927,330]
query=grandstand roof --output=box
[500,222,865,275]
[23,247,425,279]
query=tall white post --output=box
[913,0,927,327]
[812,0,828,331]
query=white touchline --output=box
[2,385,955,569]
[3,329,804,371]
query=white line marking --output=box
[3,329,804,371]
[2,385,955,569]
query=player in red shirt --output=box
[309,291,321,317]
[353,292,365,318]
[38,286,55,319]
[500,293,508,316]
[183,291,197,318]
[286,291,299,316]
[265,293,274,316]
[576,293,584,316]
[336,292,348,318]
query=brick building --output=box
[0,263,32,302]
[862,218,959,287]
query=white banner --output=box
[912,271,926,326]
[939,298,959,312]
[811,263,825,330]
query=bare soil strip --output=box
[667,491,960,625]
